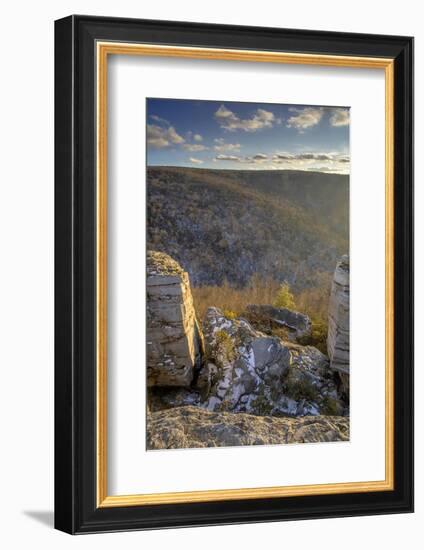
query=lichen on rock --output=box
[197,307,342,417]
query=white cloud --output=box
[214,105,276,132]
[213,138,241,152]
[147,124,185,148]
[273,152,349,162]
[272,151,350,173]
[189,157,203,164]
[167,126,185,144]
[149,114,170,125]
[298,153,332,160]
[214,154,241,162]
[286,107,323,130]
[273,152,295,160]
[330,108,350,127]
[182,143,208,152]
[213,150,350,173]
[147,122,205,151]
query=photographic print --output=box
[55,18,413,532]
[146,98,350,450]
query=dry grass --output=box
[192,275,332,354]
[192,272,332,324]
[294,272,332,323]
[192,275,280,321]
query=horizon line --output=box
[146,165,350,176]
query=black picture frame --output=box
[55,15,414,534]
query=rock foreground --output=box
[148,305,344,418]
[146,250,350,450]
[147,406,349,449]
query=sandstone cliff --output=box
[147,406,349,449]
[147,251,202,387]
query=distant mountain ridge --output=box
[220,168,349,239]
[147,166,349,290]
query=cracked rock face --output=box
[327,255,350,378]
[147,406,349,449]
[146,251,203,387]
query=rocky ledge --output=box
[245,304,312,340]
[327,255,350,394]
[147,406,349,449]
[147,251,203,387]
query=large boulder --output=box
[245,304,312,340]
[327,256,350,380]
[147,251,203,387]
[147,406,350,449]
[197,308,341,417]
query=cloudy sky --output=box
[146,98,350,174]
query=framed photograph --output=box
[54,15,414,534]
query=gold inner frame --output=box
[96,42,395,508]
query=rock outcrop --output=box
[147,406,350,449]
[245,304,312,340]
[145,251,350,451]
[147,251,202,387]
[194,308,342,417]
[327,256,350,386]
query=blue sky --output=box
[146,98,350,173]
